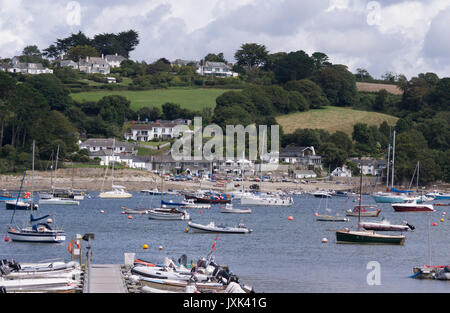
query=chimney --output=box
[86,56,89,62]
[115,53,118,56]
[101,54,104,59]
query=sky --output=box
[1,0,450,79]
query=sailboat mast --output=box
[358,167,362,230]
[32,140,35,202]
[53,145,60,192]
[386,144,390,190]
[111,138,116,188]
[391,130,396,190]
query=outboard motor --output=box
[178,254,187,267]
[406,223,415,230]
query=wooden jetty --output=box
[83,264,128,293]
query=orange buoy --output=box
[143,244,149,249]
[433,222,437,226]
[4,236,9,242]
[288,216,293,221]
[440,218,444,222]
[128,215,133,219]
[121,211,125,214]
[314,212,319,216]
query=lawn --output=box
[70,87,234,111]
[276,106,399,136]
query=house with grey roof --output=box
[196,61,238,77]
[57,60,78,69]
[349,158,387,176]
[80,138,136,155]
[105,53,126,68]
[5,56,53,74]
[279,146,322,169]
[78,55,110,74]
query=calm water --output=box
[1,192,449,293]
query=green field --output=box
[276,106,399,136]
[70,88,234,111]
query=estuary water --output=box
[1,192,449,293]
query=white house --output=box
[105,54,126,68]
[293,170,317,179]
[80,138,136,155]
[6,57,53,74]
[196,61,238,77]
[125,122,182,141]
[331,166,352,177]
[78,55,110,74]
[350,158,387,176]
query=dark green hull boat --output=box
[336,230,405,245]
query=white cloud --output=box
[1,0,450,78]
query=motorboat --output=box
[371,192,408,203]
[392,199,435,212]
[187,221,252,234]
[240,193,293,206]
[425,191,450,200]
[311,190,332,198]
[220,203,251,214]
[131,265,209,282]
[359,220,414,231]
[161,199,211,209]
[38,197,79,205]
[99,185,132,199]
[148,208,190,220]
[139,277,225,292]
[5,200,38,211]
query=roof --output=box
[81,138,135,149]
[105,54,126,62]
[280,146,314,157]
[129,123,178,130]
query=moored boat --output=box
[358,220,414,231]
[148,208,190,220]
[5,200,38,211]
[392,199,435,212]
[187,221,252,234]
[345,205,381,217]
[220,203,251,214]
[335,229,405,245]
[315,214,348,222]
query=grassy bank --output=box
[70,87,234,111]
[276,106,399,136]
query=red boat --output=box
[392,199,435,212]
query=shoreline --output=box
[0,168,447,194]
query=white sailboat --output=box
[38,145,79,205]
[6,141,66,243]
[99,139,132,199]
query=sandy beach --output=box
[0,167,384,193]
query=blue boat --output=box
[371,192,407,203]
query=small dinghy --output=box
[435,266,450,280]
[148,208,190,220]
[315,214,348,222]
[359,220,414,231]
[121,206,148,215]
[220,203,251,214]
[5,200,38,211]
[140,277,225,292]
[187,221,252,234]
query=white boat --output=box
[7,219,66,243]
[0,277,80,293]
[99,139,132,199]
[180,199,211,209]
[140,277,225,292]
[315,214,348,222]
[220,203,251,214]
[39,197,79,205]
[311,190,332,198]
[121,206,148,214]
[99,185,132,199]
[148,208,190,220]
[359,220,414,231]
[240,193,293,206]
[187,221,252,234]
[392,199,435,212]
[131,265,208,282]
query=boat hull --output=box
[7,229,66,243]
[335,230,405,245]
[392,204,435,212]
[184,195,231,204]
[359,222,409,231]
[187,222,252,234]
[345,210,380,217]
[316,215,348,222]
[148,210,190,220]
[371,194,406,203]
[39,198,79,205]
[240,196,293,206]
[5,201,38,210]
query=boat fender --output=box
[68,240,80,254]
